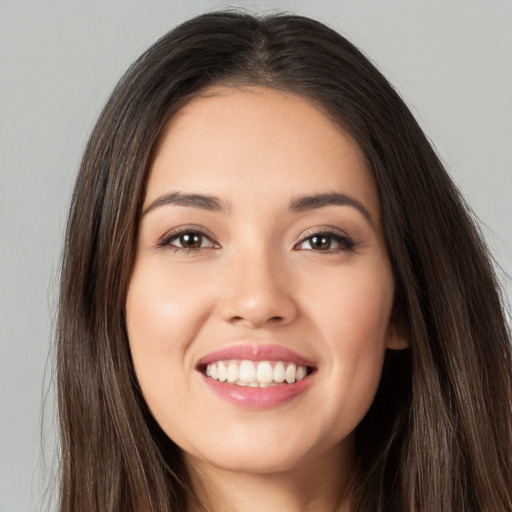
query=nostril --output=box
[229,314,285,327]
[220,292,299,328]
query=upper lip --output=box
[196,343,315,368]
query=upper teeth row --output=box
[206,360,308,386]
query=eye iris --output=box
[179,233,202,248]
[310,235,331,250]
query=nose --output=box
[218,249,299,329]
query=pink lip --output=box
[196,344,316,409]
[196,343,315,367]
[200,373,314,408]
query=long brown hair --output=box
[56,11,512,511]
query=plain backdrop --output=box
[0,1,511,511]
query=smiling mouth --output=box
[201,360,314,388]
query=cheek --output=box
[303,263,393,421]
[303,259,394,347]
[125,261,212,401]
[126,260,211,348]
[125,262,212,436]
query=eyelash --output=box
[294,229,355,252]
[157,228,219,254]
[157,227,355,254]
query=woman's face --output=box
[126,86,406,476]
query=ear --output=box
[385,295,410,350]
[385,317,410,350]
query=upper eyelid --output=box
[298,226,351,241]
[158,226,219,248]
[295,227,355,250]
[160,225,216,240]
[156,225,354,248]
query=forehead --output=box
[145,86,379,221]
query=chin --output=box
[177,421,350,477]
[186,445,312,475]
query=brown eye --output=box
[309,235,332,250]
[297,231,355,252]
[178,233,203,248]
[159,229,218,251]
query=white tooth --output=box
[296,365,307,381]
[227,361,239,383]
[248,381,258,387]
[259,382,271,388]
[218,361,227,382]
[236,380,251,387]
[256,361,273,383]
[273,362,286,383]
[206,364,212,377]
[210,363,219,380]
[285,363,297,383]
[239,360,256,382]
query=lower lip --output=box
[200,373,314,409]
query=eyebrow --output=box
[290,193,373,225]
[143,190,373,225]
[143,192,227,215]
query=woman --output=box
[56,11,512,512]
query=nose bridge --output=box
[219,240,297,328]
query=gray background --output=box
[1,1,511,511]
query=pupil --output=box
[312,235,330,250]
[181,233,201,248]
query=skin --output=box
[126,86,407,512]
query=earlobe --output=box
[386,297,410,350]
[385,323,410,350]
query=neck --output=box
[185,439,355,512]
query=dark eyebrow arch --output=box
[143,192,227,215]
[289,193,373,225]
